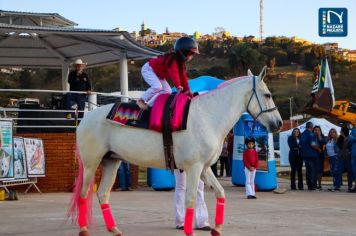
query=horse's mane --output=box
[191,75,251,101]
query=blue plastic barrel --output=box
[232,113,277,190]
[147,168,176,190]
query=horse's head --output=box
[246,67,283,132]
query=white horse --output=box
[68,71,282,236]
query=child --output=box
[137,37,198,110]
[243,137,259,199]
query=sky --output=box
[0,0,355,49]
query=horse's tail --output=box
[66,145,95,226]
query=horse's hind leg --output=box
[184,163,204,236]
[201,167,225,236]
[97,157,123,236]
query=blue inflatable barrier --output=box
[232,113,277,190]
[148,76,225,190]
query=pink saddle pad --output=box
[149,93,191,132]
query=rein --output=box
[246,76,277,135]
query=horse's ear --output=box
[258,65,267,82]
[247,69,253,76]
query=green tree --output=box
[228,43,266,76]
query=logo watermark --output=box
[319,8,347,37]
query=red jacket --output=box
[243,149,259,169]
[149,55,190,91]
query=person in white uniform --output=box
[174,170,211,230]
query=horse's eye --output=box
[265,94,271,99]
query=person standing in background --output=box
[325,128,341,192]
[116,161,132,191]
[288,128,303,190]
[300,122,319,191]
[313,126,326,190]
[173,170,211,231]
[243,137,259,199]
[348,126,356,192]
[337,126,353,192]
[65,58,91,119]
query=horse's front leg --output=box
[97,158,123,236]
[201,167,225,236]
[184,163,204,236]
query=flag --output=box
[311,64,320,94]
[318,58,335,107]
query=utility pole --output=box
[260,0,264,41]
[288,97,293,129]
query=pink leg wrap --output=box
[215,197,225,225]
[78,197,87,227]
[184,208,194,235]
[101,204,116,231]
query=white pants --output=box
[174,170,210,228]
[141,62,172,106]
[244,167,256,196]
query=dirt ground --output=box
[0,178,356,236]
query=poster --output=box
[24,138,45,177]
[244,120,269,171]
[0,120,14,180]
[13,137,28,179]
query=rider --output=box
[137,37,199,110]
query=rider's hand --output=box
[177,86,183,91]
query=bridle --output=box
[246,76,278,135]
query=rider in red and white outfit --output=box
[137,37,198,109]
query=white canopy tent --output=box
[279,118,341,166]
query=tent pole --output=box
[120,53,129,102]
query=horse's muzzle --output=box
[270,120,283,132]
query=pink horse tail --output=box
[67,145,95,226]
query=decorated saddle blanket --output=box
[106,93,191,132]
[106,102,151,129]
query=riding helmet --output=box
[174,37,199,60]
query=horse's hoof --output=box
[79,230,90,236]
[114,233,122,236]
[211,229,221,236]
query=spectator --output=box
[174,170,211,231]
[226,130,234,177]
[348,126,356,192]
[300,121,319,190]
[287,128,303,190]
[219,137,229,177]
[65,58,91,119]
[116,161,132,191]
[210,161,218,177]
[325,128,341,192]
[313,126,326,190]
[337,126,354,192]
[243,137,259,199]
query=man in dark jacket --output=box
[300,122,319,190]
[65,58,91,118]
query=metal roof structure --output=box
[0,23,161,68]
[0,10,77,27]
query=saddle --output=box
[107,93,191,171]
